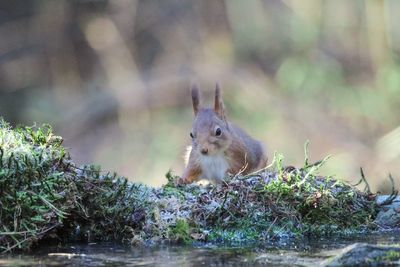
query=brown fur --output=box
[180,84,267,184]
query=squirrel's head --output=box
[189,83,232,156]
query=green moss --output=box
[168,219,190,244]
[0,119,153,252]
[381,250,400,261]
[251,144,378,235]
[208,228,260,243]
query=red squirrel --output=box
[180,84,267,184]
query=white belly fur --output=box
[199,154,229,183]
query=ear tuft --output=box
[214,82,227,121]
[191,84,200,115]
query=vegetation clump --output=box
[0,120,390,253]
[0,120,151,252]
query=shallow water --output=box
[1,231,400,267]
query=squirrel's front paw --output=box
[176,176,189,186]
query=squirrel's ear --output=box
[214,83,227,121]
[191,84,200,115]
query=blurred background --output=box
[1,0,399,192]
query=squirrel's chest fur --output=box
[199,154,229,182]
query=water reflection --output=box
[1,231,400,267]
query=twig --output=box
[233,154,249,179]
[265,217,278,235]
[1,224,60,254]
[359,167,371,194]
[377,173,398,206]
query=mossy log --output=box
[0,120,393,253]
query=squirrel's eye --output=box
[190,132,194,138]
[215,127,222,136]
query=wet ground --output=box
[1,231,400,267]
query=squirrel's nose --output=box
[201,148,208,155]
